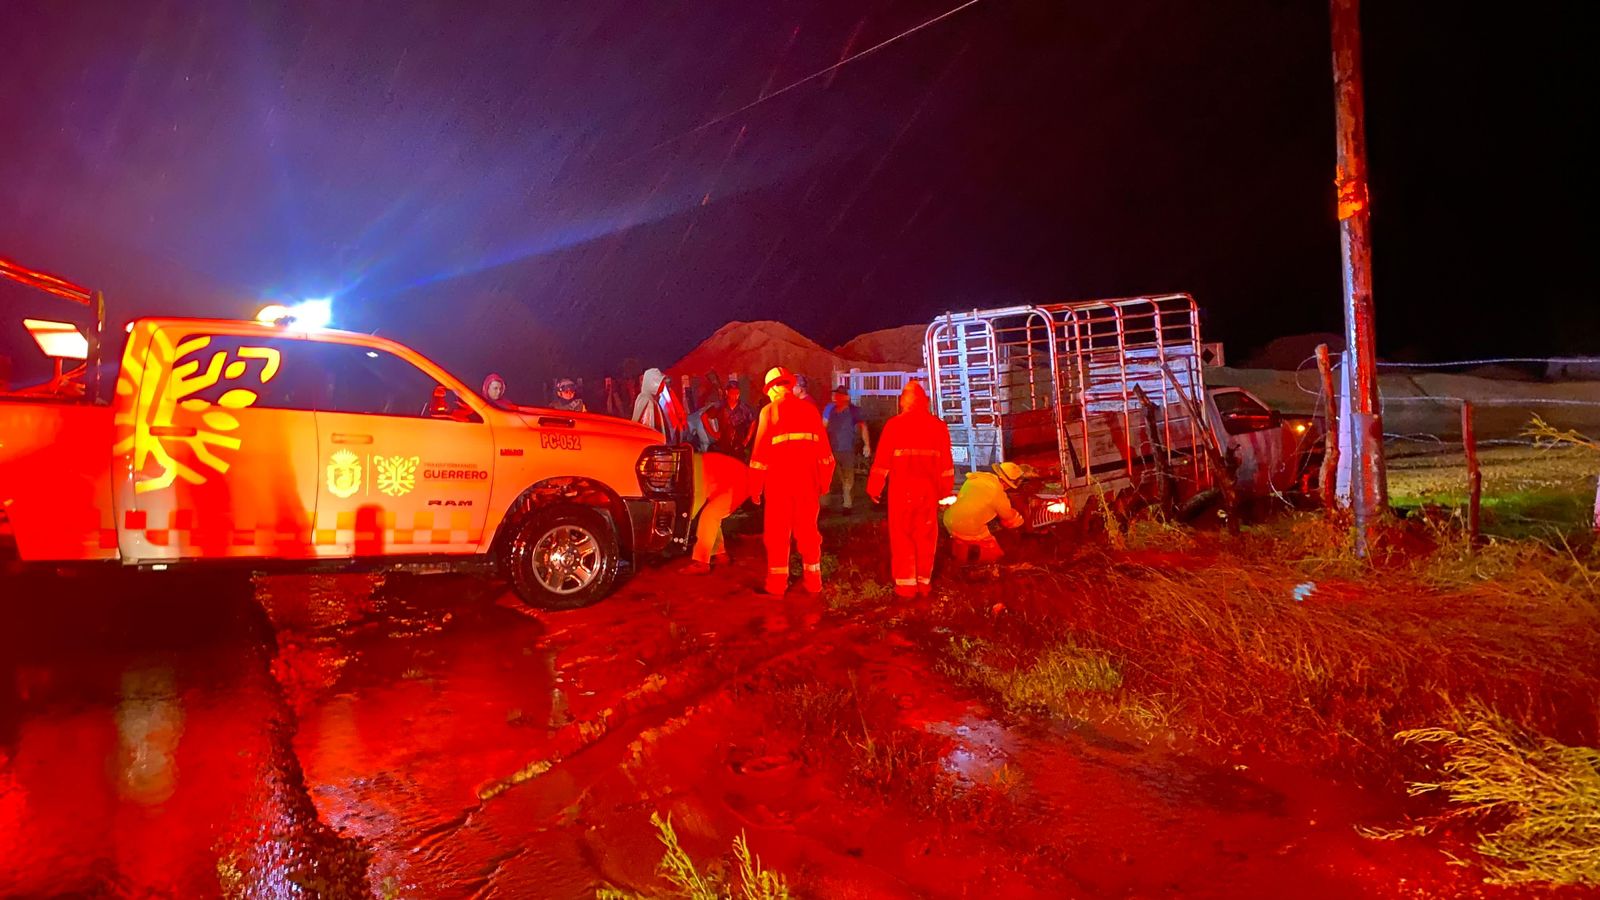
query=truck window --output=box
[312,342,467,420]
[1212,390,1277,435]
[164,334,326,411]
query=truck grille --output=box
[1027,493,1071,529]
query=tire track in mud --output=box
[471,609,867,806]
[248,577,381,897]
[435,603,879,895]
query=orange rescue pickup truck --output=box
[0,258,692,609]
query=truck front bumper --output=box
[624,496,691,558]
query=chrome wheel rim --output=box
[530,525,602,595]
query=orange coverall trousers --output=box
[750,395,834,593]
[868,406,954,598]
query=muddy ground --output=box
[1,498,1593,898]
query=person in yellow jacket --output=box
[682,451,750,575]
[943,461,1026,564]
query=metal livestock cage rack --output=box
[924,294,1217,525]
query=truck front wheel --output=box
[504,506,619,610]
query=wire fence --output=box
[1280,352,1600,534]
[1289,353,1600,444]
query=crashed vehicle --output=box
[924,293,1322,528]
[0,257,691,608]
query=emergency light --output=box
[256,298,333,331]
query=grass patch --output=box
[944,637,1121,719]
[826,561,893,610]
[597,812,790,900]
[1386,443,1597,539]
[1398,703,1600,886]
[764,672,983,820]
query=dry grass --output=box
[596,812,791,900]
[1398,703,1600,886]
[920,514,1600,782]
[1526,414,1600,453]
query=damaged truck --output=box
[921,293,1323,530]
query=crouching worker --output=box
[682,451,750,575]
[943,461,1026,564]
[867,381,953,598]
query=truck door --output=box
[122,327,321,560]
[309,341,494,557]
[1208,388,1289,495]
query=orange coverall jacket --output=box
[748,395,835,499]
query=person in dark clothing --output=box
[823,386,872,513]
[549,377,585,412]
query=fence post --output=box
[1315,344,1340,510]
[1462,400,1481,546]
[1592,473,1599,536]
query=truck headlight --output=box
[637,446,688,497]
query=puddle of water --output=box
[1,573,369,896]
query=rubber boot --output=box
[801,564,823,594]
[893,586,917,599]
[763,572,788,595]
[916,581,932,597]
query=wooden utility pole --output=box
[1330,0,1387,551]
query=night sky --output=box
[1,1,1589,388]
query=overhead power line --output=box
[641,0,987,155]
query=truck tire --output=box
[504,505,619,610]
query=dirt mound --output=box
[834,324,925,368]
[669,320,904,397]
[1243,333,1345,370]
[668,320,850,397]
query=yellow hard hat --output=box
[992,461,1024,489]
[763,366,796,392]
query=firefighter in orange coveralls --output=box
[867,381,954,598]
[748,366,834,594]
[943,461,1027,564]
[682,451,750,575]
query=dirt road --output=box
[0,517,1538,898]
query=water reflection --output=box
[114,665,185,806]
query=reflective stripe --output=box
[893,449,940,457]
[940,468,955,476]
[894,578,917,586]
[749,461,768,470]
[803,564,821,572]
[769,567,789,575]
[771,433,820,444]
[916,578,932,585]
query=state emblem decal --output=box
[376,455,420,497]
[327,449,362,499]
